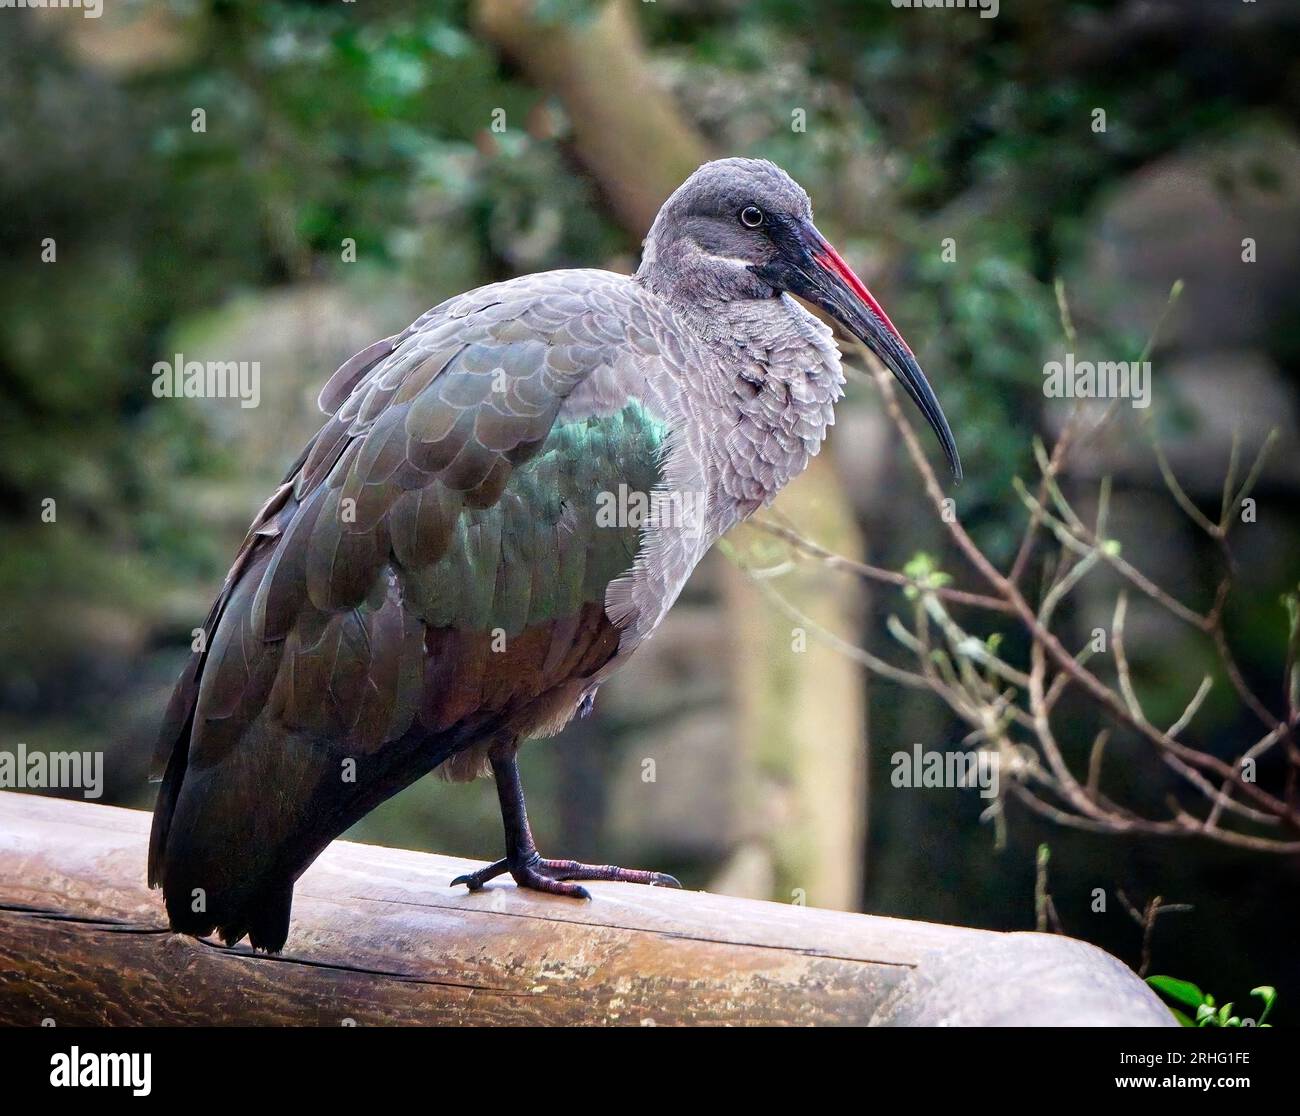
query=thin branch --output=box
[754,517,1015,614]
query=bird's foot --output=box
[451,854,681,899]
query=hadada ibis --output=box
[149,157,961,951]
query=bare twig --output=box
[1117,892,1193,978]
[873,357,1297,830]
[754,516,1015,614]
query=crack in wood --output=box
[0,904,168,933]
[189,935,544,996]
[344,893,919,969]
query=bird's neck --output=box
[654,289,847,531]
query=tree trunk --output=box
[719,454,867,911]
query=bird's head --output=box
[640,157,961,483]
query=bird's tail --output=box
[153,778,300,953]
[149,718,469,953]
[161,869,294,953]
[148,719,321,955]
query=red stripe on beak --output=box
[814,242,914,357]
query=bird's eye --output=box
[739,205,764,228]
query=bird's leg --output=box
[450,750,681,898]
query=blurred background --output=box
[3,0,1299,1021]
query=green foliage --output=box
[902,552,952,599]
[1147,976,1277,1028]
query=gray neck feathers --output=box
[643,284,846,532]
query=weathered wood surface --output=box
[0,793,1174,1026]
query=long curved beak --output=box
[766,219,962,483]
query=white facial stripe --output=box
[701,251,754,268]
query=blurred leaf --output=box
[1146,975,1205,1009]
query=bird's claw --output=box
[450,855,681,898]
[448,872,482,891]
[451,858,507,892]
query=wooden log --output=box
[0,792,1174,1026]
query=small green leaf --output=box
[902,552,951,593]
[1251,986,1277,1026]
[1146,975,1205,1009]
[1170,1008,1195,1027]
[903,552,936,581]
